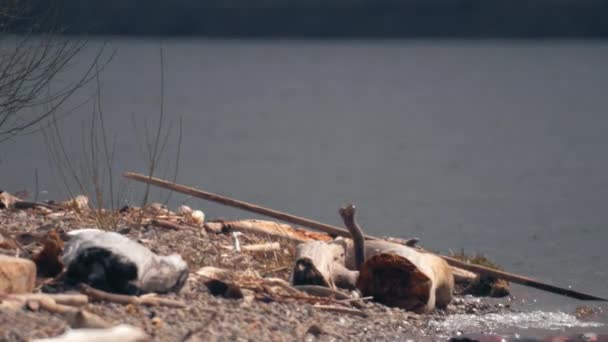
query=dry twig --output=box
[313,304,368,318]
[80,284,186,308]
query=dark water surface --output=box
[2,38,608,335]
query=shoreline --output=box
[0,195,604,341]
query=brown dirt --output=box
[0,206,511,341]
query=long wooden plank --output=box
[123,171,375,240]
[123,171,607,301]
[441,256,606,301]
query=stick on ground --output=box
[123,172,608,302]
[79,284,187,308]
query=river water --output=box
[1,38,608,336]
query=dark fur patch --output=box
[65,247,139,295]
[204,279,243,299]
[291,258,330,287]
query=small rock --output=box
[26,300,40,311]
[60,195,89,211]
[0,191,21,209]
[190,210,205,225]
[0,255,36,294]
[177,205,192,216]
[204,279,243,299]
[575,306,599,320]
[146,202,169,215]
[308,324,323,335]
[151,317,164,329]
[204,222,223,234]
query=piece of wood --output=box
[79,284,186,308]
[36,297,79,314]
[292,241,340,289]
[450,266,479,284]
[9,293,88,307]
[67,310,112,329]
[293,285,351,300]
[123,172,608,302]
[440,255,606,301]
[221,242,281,253]
[291,241,358,291]
[149,219,189,231]
[313,304,368,318]
[123,172,375,240]
[339,204,365,269]
[13,201,63,211]
[223,220,332,242]
[340,205,453,313]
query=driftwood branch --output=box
[6,293,88,307]
[13,201,63,211]
[450,266,479,284]
[293,285,352,300]
[221,242,281,253]
[67,310,112,329]
[441,256,606,301]
[123,172,608,302]
[2,293,109,329]
[220,220,332,242]
[79,284,186,308]
[313,304,368,318]
[36,297,80,315]
[149,219,190,231]
[339,204,365,269]
[123,172,374,239]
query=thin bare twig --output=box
[79,284,187,308]
[313,305,368,318]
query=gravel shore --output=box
[0,205,518,341]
